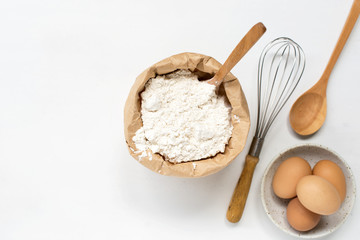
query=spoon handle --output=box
[208,22,266,86]
[321,0,360,83]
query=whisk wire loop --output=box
[255,37,305,139]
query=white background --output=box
[0,0,359,239]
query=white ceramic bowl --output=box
[261,144,356,238]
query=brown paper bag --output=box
[124,52,250,177]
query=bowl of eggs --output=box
[261,144,356,238]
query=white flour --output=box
[133,70,233,163]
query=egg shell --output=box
[272,157,312,199]
[297,175,341,215]
[313,160,346,202]
[286,197,321,231]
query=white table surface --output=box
[0,0,359,239]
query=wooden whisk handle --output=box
[226,154,259,223]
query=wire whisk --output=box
[227,37,305,223]
[255,37,305,140]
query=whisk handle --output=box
[226,154,259,223]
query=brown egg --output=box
[287,197,321,231]
[297,175,341,215]
[313,160,346,202]
[272,157,312,199]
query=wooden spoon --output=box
[289,0,360,136]
[207,22,266,87]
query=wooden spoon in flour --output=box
[207,22,267,87]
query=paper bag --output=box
[124,52,250,177]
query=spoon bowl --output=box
[290,92,327,135]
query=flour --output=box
[133,70,233,163]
